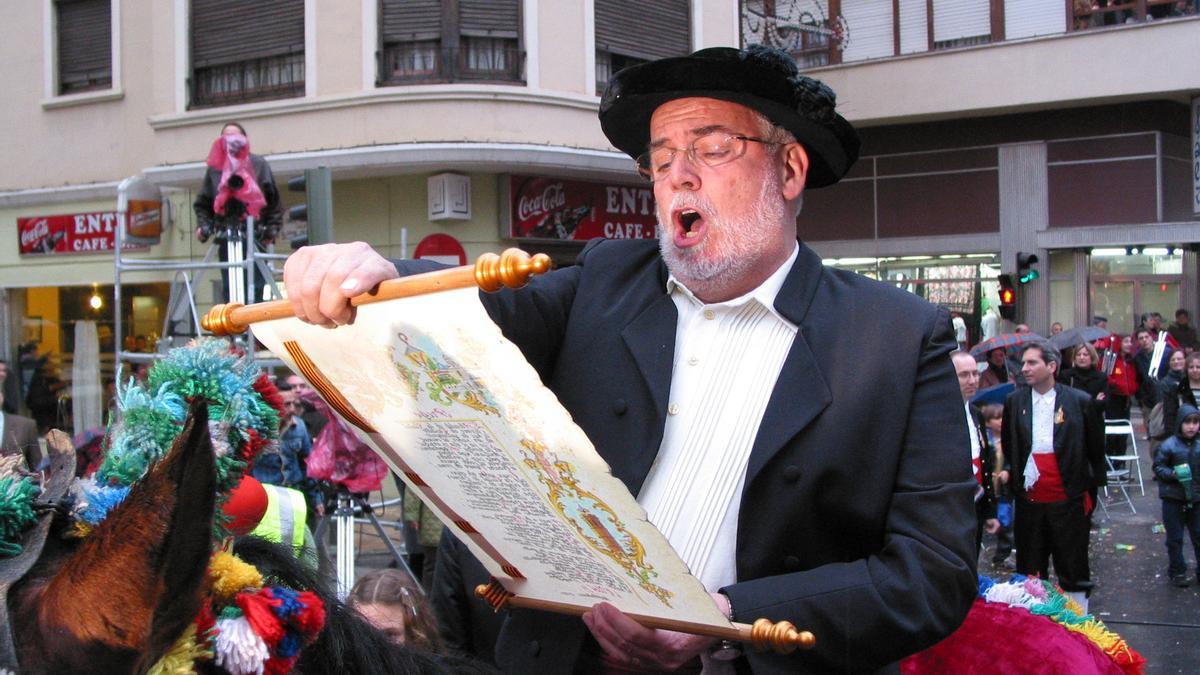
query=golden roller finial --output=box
[474,249,553,293]
[749,617,816,654]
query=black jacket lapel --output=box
[744,244,831,485]
[620,294,677,428]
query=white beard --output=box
[656,168,787,296]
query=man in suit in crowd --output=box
[0,391,41,471]
[283,45,977,672]
[1003,340,1106,611]
[952,351,999,551]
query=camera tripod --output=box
[313,488,418,599]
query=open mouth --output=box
[673,208,704,244]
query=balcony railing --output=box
[1072,0,1195,30]
[190,52,305,109]
[379,43,525,86]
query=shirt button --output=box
[668,404,679,416]
[688,356,699,366]
[703,309,715,320]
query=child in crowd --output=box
[1152,404,1200,587]
[981,403,1014,567]
[348,568,441,650]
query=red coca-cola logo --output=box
[517,183,566,221]
[20,219,49,247]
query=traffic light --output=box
[287,167,333,249]
[1016,251,1039,284]
[998,273,1017,320]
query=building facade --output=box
[1,0,1198,429]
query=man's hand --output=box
[985,518,1000,534]
[998,469,1010,485]
[282,242,399,327]
[581,595,726,670]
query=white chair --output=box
[1100,454,1136,515]
[1104,419,1145,497]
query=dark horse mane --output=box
[223,536,494,675]
[3,401,494,674]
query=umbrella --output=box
[1049,325,1110,350]
[969,332,1044,359]
[972,382,1014,406]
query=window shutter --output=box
[932,0,991,43]
[460,0,519,38]
[898,0,928,54]
[1005,0,1063,39]
[57,0,111,92]
[380,0,442,43]
[840,0,894,62]
[191,0,304,67]
[595,0,690,61]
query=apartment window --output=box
[595,0,689,94]
[56,0,112,94]
[189,0,305,108]
[379,0,523,85]
[931,0,993,50]
[740,0,837,70]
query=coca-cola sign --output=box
[509,176,658,241]
[18,212,147,256]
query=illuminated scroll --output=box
[251,287,729,629]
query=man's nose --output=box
[664,152,701,190]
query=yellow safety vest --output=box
[250,484,308,555]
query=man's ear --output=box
[780,143,809,202]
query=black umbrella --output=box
[1049,326,1110,351]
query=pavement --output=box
[979,423,1200,674]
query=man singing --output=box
[284,45,976,672]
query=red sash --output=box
[1026,453,1067,503]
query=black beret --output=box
[599,45,860,188]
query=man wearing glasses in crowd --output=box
[283,45,975,672]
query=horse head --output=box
[9,399,216,673]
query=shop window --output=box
[56,0,112,94]
[189,0,305,108]
[823,253,1001,344]
[379,0,523,86]
[596,0,689,94]
[1048,250,1077,330]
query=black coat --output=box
[968,404,997,519]
[419,238,978,673]
[192,153,283,245]
[1002,383,1107,501]
[1162,377,1200,441]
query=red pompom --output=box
[254,374,285,416]
[264,655,299,675]
[236,590,285,646]
[291,591,326,639]
[222,475,269,536]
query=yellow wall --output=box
[25,286,61,356]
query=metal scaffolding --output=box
[113,215,288,370]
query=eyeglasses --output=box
[636,133,779,182]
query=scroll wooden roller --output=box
[202,248,553,335]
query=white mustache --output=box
[661,192,717,223]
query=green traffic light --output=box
[1019,270,1039,284]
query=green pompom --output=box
[0,476,40,557]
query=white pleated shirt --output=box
[638,244,799,593]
